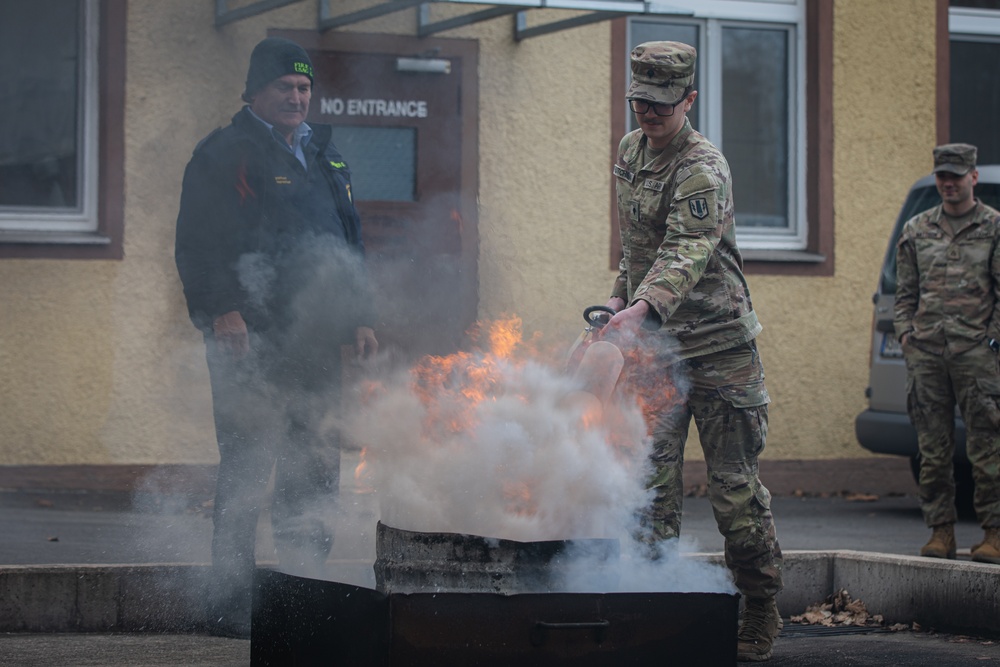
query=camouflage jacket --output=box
[611,118,761,359]
[894,199,1000,355]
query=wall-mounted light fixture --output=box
[396,57,451,74]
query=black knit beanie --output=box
[242,37,314,101]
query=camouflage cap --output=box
[932,143,977,175]
[626,41,696,105]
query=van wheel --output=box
[909,455,976,518]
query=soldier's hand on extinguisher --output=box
[604,296,626,316]
[602,298,648,341]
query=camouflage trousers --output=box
[637,340,783,600]
[904,341,1000,528]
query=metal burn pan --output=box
[251,570,738,666]
[373,521,623,595]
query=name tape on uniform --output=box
[613,165,635,183]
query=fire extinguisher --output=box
[565,305,616,373]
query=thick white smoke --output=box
[349,356,652,542]
[343,325,737,594]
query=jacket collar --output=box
[232,106,331,154]
[928,199,985,235]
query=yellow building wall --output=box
[750,0,938,459]
[0,0,938,466]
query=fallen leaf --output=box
[790,589,892,629]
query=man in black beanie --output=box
[175,36,378,638]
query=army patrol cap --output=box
[932,143,977,175]
[626,41,696,105]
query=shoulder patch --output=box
[674,171,718,200]
[674,167,719,232]
[689,198,710,219]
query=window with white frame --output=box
[0,0,100,241]
[626,0,805,251]
[950,3,1000,164]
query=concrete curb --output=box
[1,551,998,635]
[777,550,1000,635]
[0,564,210,633]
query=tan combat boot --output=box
[919,524,956,559]
[971,527,1000,565]
[737,596,780,662]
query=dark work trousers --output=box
[203,331,342,628]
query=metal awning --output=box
[216,0,693,40]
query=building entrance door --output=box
[300,32,480,358]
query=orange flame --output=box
[486,317,521,359]
[502,479,538,517]
[615,341,682,434]
[353,447,374,494]
[579,401,602,429]
[409,317,525,438]
[347,317,683,509]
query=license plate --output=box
[880,333,903,358]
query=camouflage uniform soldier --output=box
[601,42,783,662]
[894,143,1000,565]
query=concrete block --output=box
[0,564,211,633]
[0,566,117,631]
[0,553,997,636]
[830,551,1000,634]
[775,551,835,617]
[117,565,210,631]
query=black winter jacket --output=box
[175,107,373,340]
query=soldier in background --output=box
[600,41,783,662]
[894,143,1000,565]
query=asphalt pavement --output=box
[1,485,998,666]
[0,485,987,566]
